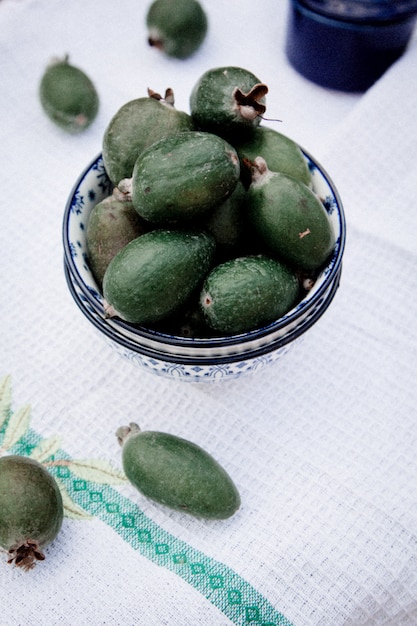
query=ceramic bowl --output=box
[63,151,345,382]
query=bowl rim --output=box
[63,150,346,349]
[64,259,343,365]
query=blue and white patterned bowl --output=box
[63,151,345,382]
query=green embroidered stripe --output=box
[1,424,292,626]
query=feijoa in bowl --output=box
[63,147,345,383]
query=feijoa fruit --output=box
[233,126,312,188]
[247,158,335,271]
[203,180,247,259]
[39,56,99,133]
[103,229,215,324]
[189,66,268,138]
[200,255,300,334]
[0,455,64,570]
[146,0,208,59]
[116,423,241,519]
[102,89,194,186]
[86,187,148,287]
[126,130,240,224]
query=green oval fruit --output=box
[200,255,299,334]
[0,455,64,570]
[102,91,194,186]
[117,423,240,519]
[86,188,148,287]
[129,131,240,224]
[103,229,215,324]
[247,158,335,270]
[39,56,99,133]
[203,180,247,258]
[189,66,268,138]
[147,0,208,59]
[233,126,312,187]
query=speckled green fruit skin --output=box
[102,97,194,186]
[247,171,335,271]
[103,229,215,324]
[39,58,99,133]
[189,66,265,137]
[121,429,241,519]
[200,255,299,334]
[0,455,63,552]
[147,0,208,59]
[233,126,312,188]
[86,190,148,287]
[203,181,247,258]
[131,131,240,224]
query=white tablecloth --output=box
[1,1,417,624]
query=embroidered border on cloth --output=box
[0,375,292,626]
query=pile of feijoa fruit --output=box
[87,66,336,337]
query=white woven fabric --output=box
[1,0,417,624]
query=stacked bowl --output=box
[63,149,345,382]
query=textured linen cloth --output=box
[1,0,417,624]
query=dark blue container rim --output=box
[294,0,417,24]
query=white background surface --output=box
[1,1,417,624]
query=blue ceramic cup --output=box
[286,0,417,91]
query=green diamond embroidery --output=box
[228,590,242,605]
[73,479,87,491]
[121,514,136,528]
[173,553,187,564]
[57,465,71,478]
[0,377,294,626]
[155,543,169,555]
[105,502,119,514]
[138,529,152,543]
[209,575,224,589]
[245,606,260,622]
